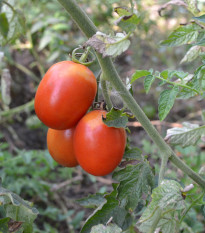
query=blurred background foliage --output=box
[1,0,205,232]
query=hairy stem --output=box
[155,76,200,95]
[2,1,15,13]
[100,74,112,111]
[12,62,39,82]
[158,155,169,184]
[179,191,205,225]
[57,0,205,189]
[28,32,45,78]
[0,99,34,119]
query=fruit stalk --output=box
[57,0,205,188]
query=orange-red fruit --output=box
[47,128,78,167]
[74,110,126,176]
[35,61,97,130]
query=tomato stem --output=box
[79,46,91,63]
[28,31,45,78]
[95,71,101,102]
[0,99,34,120]
[158,155,169,184]
[72,47,95,66]
[57,0,205,189]
[100,74,112,111]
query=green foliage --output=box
[0,182,38,232]
[0,139,81,232]
[0,217,10,232]
[123,147,142,160]
[85,32,131,58]
[114,7,140,32]
[160,24,200,47]
[102,108,128,128]
[193,14,205,23]
[77,194,106,209]
[91,223,122,233]
[138,180,185,233]
[158,86,179,121]
[165,122,205,147]
[81,184,132,233]
[1,0,205,232]
[181,45,202,63]
[0,1,26,46]
[131,70,152,83]
[0,12,9,38]
[130,67,202,120]
[113,160,154,210]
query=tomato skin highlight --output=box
[34,61,97,130]
[47,127,78,167]
[74,110,126,176]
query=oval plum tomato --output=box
[74,110,126,176]
[35,61,97,130]
[47,127,78,167]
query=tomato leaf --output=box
[131,70,151,84]
[76,194,106,209]
[158,86,179,121]
[160,24,200,47]
[103,108,128,128]
[138,180,185,233]
[112,161,154,210]
[81,184,132,233]
[193,14,205,24]
[165,122,205,147]
[91,224,122,233]
[0,217,10,232]
[123,147,142,160]
[177,65,204,99]
[0,184,38,233]
[158,0,188,17]
[85,32,130,58]
[181,45,202,64]
[114,7,140,32]
[144,75,155,93]
[0,13,9,39]
[186,0,200,15]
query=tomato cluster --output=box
[35,61,126,176]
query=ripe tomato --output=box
[47,127,78,167]
[74,110,126,176]
[35,61,97,130]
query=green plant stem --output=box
[158,155,169,184]
[57,0,205,189]
[13,62,39,82]
[148,208,162,233]
[179,191,205,225]
[2,0,15,13]
[94,71,101,102]
[100,74,112,111]
[155,76,200,95]
[0,99,34,119]
[79,46,91,63]
[28,32,45,78]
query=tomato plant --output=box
[47,127,78,167]
[35,61,97,130]
[74,110,126,176]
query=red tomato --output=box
[35,61,97,130]
[47,127,78,167]
[74,110,126,176]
